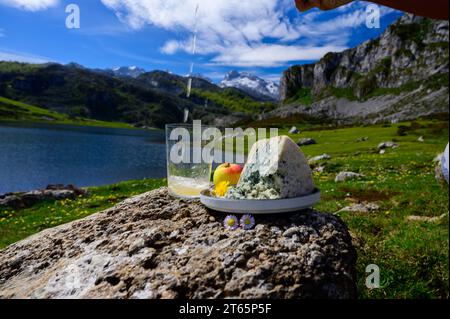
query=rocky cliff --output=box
[276,14,449,124]
[0,188,356,299]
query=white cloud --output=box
[0,48,51,63]
[211,44,347,67]
[101,0,396,67]
[0,0,58,11]
[161,40,183,55]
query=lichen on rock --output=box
[0,188,356,299]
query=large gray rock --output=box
[0,188,356,299]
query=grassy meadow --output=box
[0,96,136,129]
[281,120,449,299]
[0,119,448,298]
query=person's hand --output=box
[295,0,353,12]
[294,0,448,20]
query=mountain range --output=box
[267,14,449,125]
[0,14,448,129]
[0,62,276,128]
[110,66,146,78]
[107,67,280,101]
[219,71,280,101]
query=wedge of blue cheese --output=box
[226,135,315,200]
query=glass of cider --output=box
[165,123,214,198]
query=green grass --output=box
[0,96,136,129]
[190,88,276,114]
[0,120,448,299]
[0,61,44,73]
[0,179,166,248]
[327,87,358,101]
[320,72,448,102]
[390,19,432,48]
[279,120,449,299]
[284,88,314,105]
[367,73,449,99]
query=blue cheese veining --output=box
[226,136,315,200]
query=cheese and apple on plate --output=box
[200,136,321,214]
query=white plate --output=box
[200,188,321,214]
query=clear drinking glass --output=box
[165,123,213,198]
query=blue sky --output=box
[0,0,402,83]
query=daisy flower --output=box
[223,215,239,231]
[240,214,255,230]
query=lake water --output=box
[0,123,167,194]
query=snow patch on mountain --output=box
[219,71,280,101]
[111,66,146,78]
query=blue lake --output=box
[0,123,167,194]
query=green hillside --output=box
[0,96,135,129]
[0,62,276,128]
[191,88,276,114]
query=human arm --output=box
[295,0,449,20]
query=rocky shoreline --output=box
[0,184,87,210]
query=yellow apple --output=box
[213,163,243,187]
